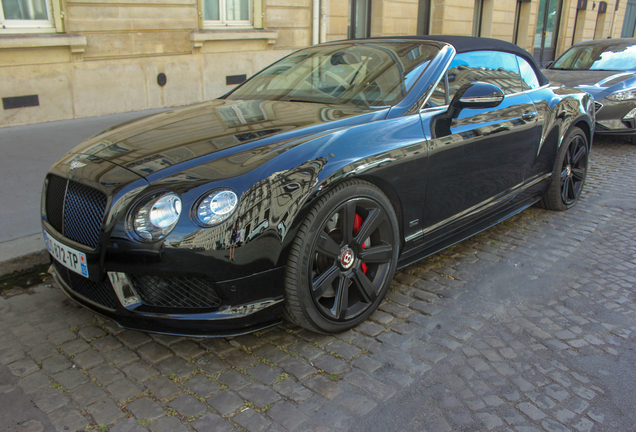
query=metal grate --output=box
[54,261,118,309]
[3,95,39,110]
[128,274,222,309]
[45,175,107,248]
[63,180,107,248]
[46,175,67,234]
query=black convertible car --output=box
[42,36,594,336]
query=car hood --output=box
[542,69,636,96]
[62,99,388,179]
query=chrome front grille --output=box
[45,175,107,248]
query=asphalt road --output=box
[0,109,166,244]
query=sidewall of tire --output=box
[541,127,588,211]
[284,180,399,334]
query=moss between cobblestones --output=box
[0,264,51,294]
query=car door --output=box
[419,50,540,235]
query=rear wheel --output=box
[538,127,588,211]
[283,180,399,334]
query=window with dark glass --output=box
[446,51,523,100]
[349,0,372,39]
[425,74,448,107]
[517,56,540,91]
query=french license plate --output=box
[44,231,89,278]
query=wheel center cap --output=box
[340,247,355,270]
[566,165,572,177]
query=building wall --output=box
[265,0,312,48]
[325,0,349,41]
[1,0,635,127]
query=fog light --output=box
[108,272,141,309]
[623,108,636,120]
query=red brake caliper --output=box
[353,214,368,274]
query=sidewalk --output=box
[0,109,166,278]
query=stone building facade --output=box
[0,0,633,127]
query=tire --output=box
[283,179,399,334]
[537,127,589,211]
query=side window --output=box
[1,0,54,30]
[203,0,252,27]
[517,56,541,91]
[425,74,448,108]
[447,51,523,101]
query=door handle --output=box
[522,111,537,121]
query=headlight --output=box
[196,189,238,226]
[606,89,636,101]
[130,192,182,242]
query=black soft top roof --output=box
[335,35,549,87]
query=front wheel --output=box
[283,180,399,334]
[538,127,589,211]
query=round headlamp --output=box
[196,189,238,226]
[130,192,182,242]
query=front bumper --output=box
[49,257,286,337]
[594,100,636,136]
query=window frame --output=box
[0,0,55,31]
[420,50,548,112]
[201,0,253,28]
[349,0,372,39]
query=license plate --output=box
[44,231,89,278]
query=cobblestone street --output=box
[1,136,635,432]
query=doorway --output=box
[622,0,636,37]
[534,0,562,66]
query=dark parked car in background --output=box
[41,36,594,337]
[543,38,636,143]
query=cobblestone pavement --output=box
[1,136,635,432]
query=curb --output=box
[0,234,49,279]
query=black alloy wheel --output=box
[283,180,399,334]
[560,133,587,205]
[538,127,589,211]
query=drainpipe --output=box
[320,0,328,43]
[313,0,320,45]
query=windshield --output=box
[226,42,439,107]
[551,43,636,71]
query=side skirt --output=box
[396,194,542,270]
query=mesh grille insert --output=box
[594,101,603,113]
[46,175,67,234]
[54,261,117,310]
[128,274,222,309]
[63,181,107,248]
[45,175,107,248]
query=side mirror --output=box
[545,61,554,69]
[447,82,505,119]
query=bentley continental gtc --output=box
[42,36,595,336]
